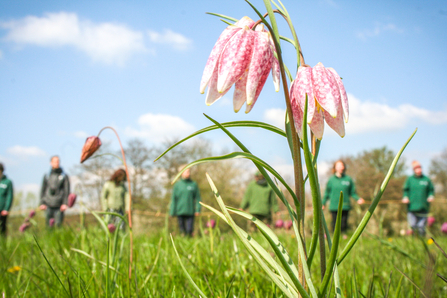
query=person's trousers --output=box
[407,211,427,236]
[46,207,64,227]
[0,215,7,236]
[331,210,349,232]
[177,215,195,236]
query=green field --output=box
[1,213,447,297]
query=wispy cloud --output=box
[125,113,195,143]
[263,94,447,135]
[356,22,404,40]
[7,145,46,158]
[74,131,89,139]
[1,12,194,64]
[147,29,192,51]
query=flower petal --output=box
[217,27,254,93]
[311,62,341,118]
[309,107,324,140]
[200,25,241,94]
[205,67,231,106]
[294,66,315,123]
[233,70,248,112]
[290,79,304,139]
[324,103,345,137]
[246,31,272,106]
[326,67,349,123]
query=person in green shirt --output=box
[240,171,279,229]
[170,166,201,237]
[402,161,434,236]
[322,160,364,233]
[0,163,13,237]
[101,169,130,229]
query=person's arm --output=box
[427,178,435,202]
[350,177,364,204]
[124,187,130,212]
[322,178,331,207]
[194,183,201,215]
[40,175,47,206]
[4,180,13,212]
[402,177,410,204]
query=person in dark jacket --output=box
[402,161,434,236]
[0,163,14,237]
[170,166,201,237]
[322,160,364,233]
[240,171,278,228]
[39,156,70,227]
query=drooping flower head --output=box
[275,219,284,228]
[427,216,435,227]
[206,219,216,229]
[200,17,280,113]
[108,223,116,233]
[49,218,55,227]
[19,223,30,233]
[68,193,77,208]
[80,136,102,163]
[290,62,349,139]
[441,222,447,234]
[284,220,293,230]
[29,210,36,218]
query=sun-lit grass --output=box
[1,217,447,297]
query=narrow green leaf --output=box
[154,119,286,162]
[337,129,417,264]
[34,235,70,297]
[394,275,404,298]
[170,234,208,298]
[302,94,322,268]
[319,192,343,297]
[205,12,238,23]
[227,207,304,294]
[205,174,305,298]
[261,0,280,45]
[394,266,427,298]
[70,248,119,272]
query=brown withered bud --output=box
[80,136,102,163]
[68,193,77,208]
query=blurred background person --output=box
[101,169,129,229]
[0,163,13,237]
[323,160,364,233]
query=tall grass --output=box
[1,222,447,297]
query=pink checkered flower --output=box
[200,18,280,113]
[290,62,349,139]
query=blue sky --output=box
[1,0,446,196]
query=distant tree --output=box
[430,147,447,199]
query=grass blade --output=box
[337,128,417,264]
[205,12,238,23]
[170,234,208,298]
[394,266,427,298]
[33,235,71,297]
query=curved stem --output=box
[98,126,134,280]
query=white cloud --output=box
[147,29,192,51]
[125,113,195,143]
[263,94,447,135]
[356,22,404,40]
[7,145,46,158]
[346,94,447,134]
[74,131,89,139]
[1,12,147,65]
[264,108,286,128]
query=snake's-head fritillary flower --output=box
[68,193,77,208]
[441,222,447,234]
[80,136,102,163]
[284,220,293,230]
[290,62,349,139]
[108,223,116,233]
[29,210,36,218]
[19,223,30,232]
[275,219,284,229]
[201,18,279,114]
[49,218,55,227]
[428,216,435,227]
[206,219,216,229]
